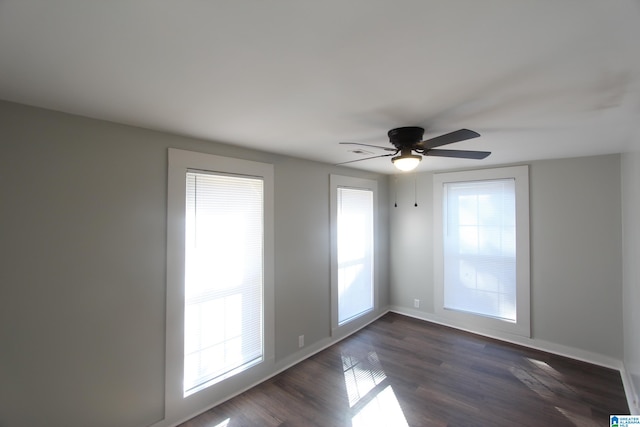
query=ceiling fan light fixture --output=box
[392,153,422,172]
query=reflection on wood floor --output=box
[179,312,629,427]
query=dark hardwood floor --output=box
[179,312,628,427]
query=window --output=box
[337,187,374,324]
[183,171,264,396]
[433,166,530,337]
[166,149,274,423]
[330,175,377,333]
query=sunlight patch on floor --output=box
[209,418,230,427]
[510,358,593,427]
[342,350,387,407]
[526,357,570,384]
[341,349,409,427]
[351,385,409,427]
[555,407,599,427]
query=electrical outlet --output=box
[414,299,420,308]
[298,335,304,348]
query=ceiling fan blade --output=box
[334,153,396,166]
[339,142,396,152]
[418,129,481,149]
[426,149,491,159]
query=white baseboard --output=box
[154,308,632,426]
[153,310,390,427]
[273,309,390,374]
[389,306,622,370]
[620,366,640,415]
[391,306,640,415]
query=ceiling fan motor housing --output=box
[388,126,425,150]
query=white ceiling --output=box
[1,1,640,173]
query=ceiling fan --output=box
[338,127,491,172]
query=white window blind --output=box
[183,171,264,396]
[337,187,374,325]
[443,179,516,322]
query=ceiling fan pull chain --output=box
[394,176,398,207]
[414,174,418,207]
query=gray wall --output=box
[622,151,640,413]
[0,101,390,427]
[390,155,623,361]
[0,98,631,425]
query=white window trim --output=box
[433,165,530,338]
[330,174,378,336]
[164,148,274,425]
